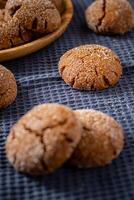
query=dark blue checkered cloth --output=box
[0,0,134,199]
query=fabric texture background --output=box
[0,0,134,199]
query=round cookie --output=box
[0,65,17,109]
[69,109,124,168]
[6,103,82,175]
[5,0,61,33]
[85,0,134,34]
[59,44,122,90]
[0,17,32,50]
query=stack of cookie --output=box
[6,103,124,175]
[0,0,63,50]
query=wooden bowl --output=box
[0,0,73,62]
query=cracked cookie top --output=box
[0,17,32,50]
[6,103,82,175]
[5,0,61,33]
[69,109,124,168]
[1,0,61,49]
[5,0,64,17]
[58,44,122,90]
[85,0,134,34]
[0,65,17,108]
[4,0,27,21]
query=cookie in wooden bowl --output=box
[0,17,32,50]
[0,0,73,61]
[5,0,61,33]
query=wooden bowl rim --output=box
[0,0,73,61]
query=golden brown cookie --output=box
[59,44,122,90]
[51,0,64,14]
[0,17,32,50]
[6,103,82,175]
[69,109,124,168]
[5,0,64,19]
[85,0,134,34]
[5,0,61,33]
[0,65,17,109]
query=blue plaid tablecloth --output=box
[0,0,134,199]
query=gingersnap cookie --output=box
[59,44,122,90]
[51,0,64,14]
[6,103,82,175]
[85,0,134,34]
[0,65,17,109]
[0,17,32,49]
[5,0,61,33]
[5,0,63,19]
[69,109,124,168]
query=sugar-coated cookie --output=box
[6,103,82,175]
[69,109,124,168]
[85,0,134,34]
[5,0,61,33]
[59,44,122,90]
[0,17,32,49]
[0,65,17,108]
